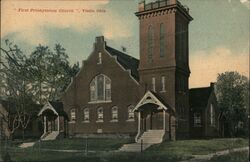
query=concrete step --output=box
[41,131,59,141]
[137,130,165,144]
[119,143,152,152]
[19,142,35,148]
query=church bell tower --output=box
[135,0,193,139]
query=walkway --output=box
[180,147,249,162]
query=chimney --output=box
[94,36,106,51]
[96,36,105,44]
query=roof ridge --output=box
[105,46,139,61]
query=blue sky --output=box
[1,0,249,87]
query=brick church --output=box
[38,0,221,141]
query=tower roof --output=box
[135,0,193,21]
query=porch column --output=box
[43,116,47,134]
[150,112,153,130]
[57,116,60,132]
[163,110,166,130]
[138,111,141,133]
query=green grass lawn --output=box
[33,137,134,151]
[148,138,249,155]
[207,151,249,162]
[2,138,249,162]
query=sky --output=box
[1,0,249,88]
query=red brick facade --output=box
[61,0,220,139]
[61,37,140,136]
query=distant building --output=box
[0,99,42,139]
[189,83,221,138]
[40,0,221,141]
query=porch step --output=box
[41,131,59,141]
[119,143,152,152]
[137,130,165,144]
[19,142,35,148]
[119,130,165,152]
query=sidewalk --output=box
[180,147,249,162]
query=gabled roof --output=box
[133,90,169,112]
[189,86,213,108]
[48,101,67,116]
[105,46,139,81]
[38,101,67,117]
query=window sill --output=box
[82,121,90,123]
[96,120,104,123]
[160,90,166,93]
[69,121,76,124]
[126,119,135,122]
[110,119,118,122]
[88,100,112,104]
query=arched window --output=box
[97,107,103,121]
[83,108,89,122]
[210,104,215,126]
[128,105,135,120]
[90,74,111,102]
[70,109,76,122]
[111,106,118,121]
[148,25,153,63]
[160,23,165,57]
[193,112,201,127]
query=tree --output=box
[26,44,79,104]
[216,71,249,137]
[0,40,36,139]
[0,40,79,139]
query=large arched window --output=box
[148,25,153,63]
[90,74,111,102]
[160,23,165,57]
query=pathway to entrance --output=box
[180,146,249,162]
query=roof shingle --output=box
[105,46,139,81]
[189,87,212,109]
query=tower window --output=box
[152,77,156,92]
[161,76,166,92]
[90,74,111,102]
[148,25,153,63]
[98,52,102,64]
[160,23,165,57]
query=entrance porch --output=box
[133,91,174,143]
[38,101,68,140]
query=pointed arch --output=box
[90,74,111,102]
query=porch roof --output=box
[133,91,172,112]
[38,101,67,117]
